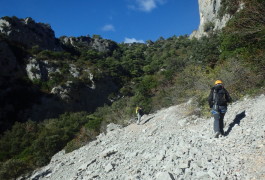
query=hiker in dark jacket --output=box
[208,80,232,138]
[136,106,143,125]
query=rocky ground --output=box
[25,94,265,180]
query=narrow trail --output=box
[26,95,265,180]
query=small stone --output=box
[100,148,118,158]
[105,163,114,172]
[156,172,175,180]
[178,160,190,169]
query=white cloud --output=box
[138,0,156,12]
[102,24,115,32]
[130,0,167,12]
[124,37,145,43]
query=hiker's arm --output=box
[208,89,214,108]
[225,89,232,103]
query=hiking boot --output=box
[214,132,220,138]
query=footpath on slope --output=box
[26,94,265,180]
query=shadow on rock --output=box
[225,111,246,136]
[142,116,155,125]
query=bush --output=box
[0,112,90,177]
[37,50,71,60]
[64,116,103,153]
[218,0,241,18]
[213,58,264,100]
[0,159,31,180]
[204,21,215,32]
[220,0,265,64]
[190,34,221,67]
[0,121,38,162]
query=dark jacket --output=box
[208,85,232,108]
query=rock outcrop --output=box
[0,17,61,50]
[0,17,118,53]
[26,94,265,180]
[190,0,243,38]
[60,36,118,53]
[0,16,120,129]
[27,77,118,122]
[25,57,60,81]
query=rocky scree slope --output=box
[26,94,265,180]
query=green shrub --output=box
[64,139,81,153]
[85,115,102,132]
[64,115,103,153]
[203,21,215,32]
[213,58,264,100]
[37,50,71,60]
[218,0,241,18]
[0,159,31,180]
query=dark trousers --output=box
[213,113,225,135]
[212,106,227,135]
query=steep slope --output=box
[26,94,265,180]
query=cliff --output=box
[0,16,119,132]
[0,17,61,50]
[190,0,243,38]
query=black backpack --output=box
[212,88,227,109]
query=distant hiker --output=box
[208,80,232,138]
[136,106,143,125]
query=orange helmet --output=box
[215,80,223,85]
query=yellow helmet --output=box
[215,80,223,85]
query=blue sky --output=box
[0,0,200,43]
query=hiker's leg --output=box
[137,113,141,124]
[213,112,220,133]
[219,113,225,135]
[219,106,227,135]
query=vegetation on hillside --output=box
[0,0,265,179]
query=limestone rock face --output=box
[24,54,116,122]
[50,81,76,102]
[25,57,59,81]
[190,0,242,38]
[0,17,62,50]
[31,78,117,121]
[60,36,118,53]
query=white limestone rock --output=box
[190,0,244,39]
[24,94,265,180]
[156,172,175,180]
